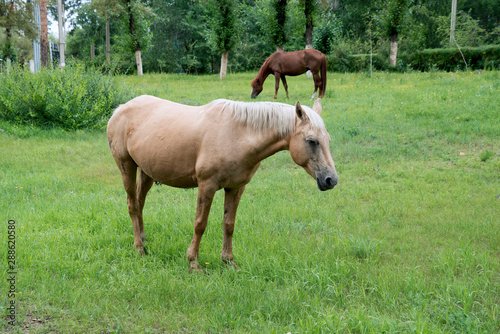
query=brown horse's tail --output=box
[320,54,327,98]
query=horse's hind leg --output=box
[137,169,155,243]
[221,186,245,270]
[312,71,321,99]
[117,159,146,254]
[274,72,281,99]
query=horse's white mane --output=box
[208,99,325,137]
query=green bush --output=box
[406,45,500,71]
[0,64,135,130]
[326,52,387,72]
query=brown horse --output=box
[107,95,338,272]
[251,49,327,99]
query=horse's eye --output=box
[306,138,319,147]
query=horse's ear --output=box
[295,101,310,123]
[312,98,322,115]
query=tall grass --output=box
[1,71,499,332]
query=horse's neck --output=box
[240,126,292,165]
[254,136,288,163]
[257,63,272,82]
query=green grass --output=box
[1,71,499,333]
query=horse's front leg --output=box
[274,72,281,99]
[281,76,289,99]
[187,184,216,273]
[221,186,246,270]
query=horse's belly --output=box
[128,131,199,188]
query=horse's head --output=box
[289,99,338,191]
[250,78,263,98]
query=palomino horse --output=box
[107,95,338,272]
[251,49,327,99]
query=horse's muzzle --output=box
[316,174,338,191]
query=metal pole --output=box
[57,0,65,68]
[450,0,457,45]
[33,3,41,73]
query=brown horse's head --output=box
[289,99,338,191]
[250,78,263,98]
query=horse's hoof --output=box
[223,258,240,271]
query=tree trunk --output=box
[305,29,313,78]
[5,26,12,61]
[106,19,110,65]
[127,0,143,75]
[276,46,284,51]
[91,44,95,60]
[135,50,143,75]
[389,33,398,66]
[40,0,49,67]
[220,51,228,79]
[305,20,313,50]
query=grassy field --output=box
[1,70,499,333]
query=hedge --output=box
[326,53,387,73]
[406,45,500,71]
[326,45,500,72]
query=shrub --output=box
[406,45,500,71]
[0,64,135,130]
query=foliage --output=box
[313,9,342,54]
[406,45,500,72]
[0,63,135,129]
[11,0,499,73]
[205,0,238,53]
[143,0,212,74]
[1,71,499,332]
[436,11,487,47]
[0,0,37,61]
[271,0,287,48]
[402,4,442,51]
[379,0,412,38]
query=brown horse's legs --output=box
[274,72,281,99]
[187,184,216,273]
[312,72,322,98]
[221,186,245,270]
[280,76,289,99]
[136,169,154,243]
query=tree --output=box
[144,0,211,74]
[206,0,238,79]
[271,0,287,51]
[91,0,122,66]
[301,0,315,50]
[380,0,412,66]
[0,0,37,63]
[125,0,142,74]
